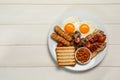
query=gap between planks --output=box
[0,66,119,68]
[0,44,117,46]
[0,3,120,5]
[0,23,119,25]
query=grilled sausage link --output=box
[51,33,70,46]
[54,26,72,41]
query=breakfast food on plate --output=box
[64,23,75,34]
[85,29,106,58]
[57,42,64,47]
[75,47,91,64]
[85,41,106,58]
[62,16,79,32]
[79,24,90,34]
[71,31,81,44]
[54,26,72,41]
[79,20,99,38]
[86,29,106,43]
[86,42,106,58]
[50,16,107,66]
[56,47,76,66]
[56,47,75,52]
[51,33,70,46]
[71,31,87,49]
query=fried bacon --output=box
[86,29,106,43]
[85,42,106,58]
[85,29,107,58]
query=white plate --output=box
[48,10,108,71]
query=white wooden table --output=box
[0,0,120,80]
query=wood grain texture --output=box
[0,45,55,66]
[0,45,119,67]
[0,25,48,45]
[0,0,119,79]
[0,67,120,80]
[0,5,119,24]
[0,24,119,45]
[0,0,120,4]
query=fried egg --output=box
[78,20,99,38]
[62,16,99,38]
[62,16,81,33]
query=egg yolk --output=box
[64,23,75,33]
[79,24,90,34]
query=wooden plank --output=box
[0,25,48,45]
[106,24,120,44]
[0,0,120,4]
[100,45,119,66]
[0,67,120,80]
[0,24,119,45]
[0,45,55,66]
[0,5,119,24]
[0,45,119,67]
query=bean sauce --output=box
[76,48,90,63]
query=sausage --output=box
[51,33,70,46]
[54,26,72,41]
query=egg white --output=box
[62,17,99,38]
[62,16,81,31]
[78,20,99,38]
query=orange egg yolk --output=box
[64,23,75,33]
[79,24,89,34]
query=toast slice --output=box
[56,47,76,66]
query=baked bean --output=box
[76,48,90,63]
